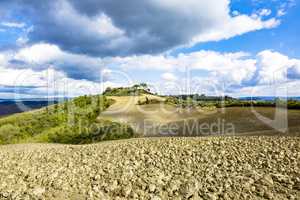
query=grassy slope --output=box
[0,95,134,145]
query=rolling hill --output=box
[0,94,134,145]
[0,85,299,199]
[0,100,57,117]
[1,85,300,145]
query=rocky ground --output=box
[0,136,299,200]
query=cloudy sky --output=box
[0,0,299,98]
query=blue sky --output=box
[175,0,300,58]
[0,0,299,98]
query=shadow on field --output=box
[144,107,300,137]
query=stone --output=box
[149,184,156,192]
[260,175,274,186]
[32,187,45,196]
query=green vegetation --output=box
[0,95,134,145]
[103,83,151,96]
[284,100,300,109]
[1,84,300,145]
[218,99,300,109]
[137,96,163,105]
[165,96,216,109]
[165,96,300,109]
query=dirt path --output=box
[1,136,299,199]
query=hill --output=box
[0,100,57,117]
[0,86,300,199]
[98,93,300,137]
[1,84,300,145]
[0,95,134,145]
[98,94,216,136]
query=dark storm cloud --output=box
[69,0,207,52]
[2,0,228,57]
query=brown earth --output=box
[0,136,299,199]
[99,96,300,136]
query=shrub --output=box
[32,120,135,144]
[0,124,22,144]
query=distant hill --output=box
[168,94,235,101]
[239,96,300,101]
[0,100,58,117]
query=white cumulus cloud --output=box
[1,21,26,28]
[0,0,283,56]
[161,73,178,82]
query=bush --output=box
[137,98,163,105]
[0,124,22,144]
[32,121,135,144]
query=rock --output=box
[151,196,161,200]
[149,184,156,192]
[207,193,218,200]
[264,191,273,199]
[32,187,45,196]
[124,187,131,197]
[260,175,274,186]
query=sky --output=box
[0,0,299,98]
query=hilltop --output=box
[103,83,152,96]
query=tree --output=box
[104,87,112,94]
[95,96,102,115]
[140,83,148,89]
[64,101,69,113]
[97,96,101,107]
[133,84,140,89]
[54,104,59,113]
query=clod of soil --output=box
[0,136,299,199]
